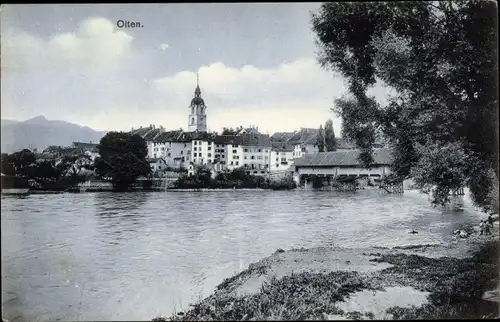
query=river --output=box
[1,189,485,321]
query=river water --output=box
[1,189,485,321]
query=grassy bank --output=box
[153,239,499,321]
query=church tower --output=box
[188,73,207,132]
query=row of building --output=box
[70,78,362,177]
[128,125,356,176]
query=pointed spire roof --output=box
[191,72,205,106]
[195,72,201,95]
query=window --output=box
[184,144,187,148]
[244,156,247,159]
[264,150,268,153]
[167,153,171,157]
[261,171,265,174]
[181,151,184,155]
[191,117,195,125]
[194,153,197,157]
[247,171,251,175]
[194,147,197,151]
[194,141,197,145]
[258,149,262,152]
[208,146,212,151]
[161,147,165,151]
[221,161,226,165]
[232,149,237,154]
[244,164,248,167]
[220,148,225,152]
[208,153,211,157]
[235,161,239,166]
[254,171,258,174]
[251,156,255,160]
[222,154,225,158]
[230,161,234,165]
[257,156,262,160]
[244,148,248,152]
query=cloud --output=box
[1,17,394,136]
[153,60,391,134]
[1,17,141,126]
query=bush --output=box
[171,168,296,190]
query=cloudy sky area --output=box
[1,3,393,135]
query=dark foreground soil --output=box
[153,239,499,321]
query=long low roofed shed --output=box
[292,148,394,168]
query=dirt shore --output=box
[153,226,499,321]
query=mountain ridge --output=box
[1,116,108,153]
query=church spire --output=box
[195,72,201,96]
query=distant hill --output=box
[1,116,108,154]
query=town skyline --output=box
[1,3,395,137]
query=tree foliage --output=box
[324,119,337,152]
[94,132,151,190]
[316,125,326,152]
[1,149,36,177]
[311,1,498,209]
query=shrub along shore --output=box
[170,167,297,191]
[153,225,499,321]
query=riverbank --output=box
[154,228,499,320]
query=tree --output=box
[94,132,151,190]
[316,125,326,152]
[62,154,94,182]
[222,127,237,135]
[324,119,337,152]
[1,153,15,175]
[311,1,498,209]
[3,149,37,177]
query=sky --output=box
[1,3,393,135]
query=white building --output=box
[72,141,100,162]
[270,128,321,170]
[270,143,295,172]
[240,134,272,176]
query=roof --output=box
[239,133,271,147]
[270,132,296,142]
[237,127,261,135]
[154,130,184,143]
[271,142,295,152]
[270,128,319,145]
[72,142,99,152]
[130,126,154,137]
[293,148,394,167]
[214,135,241,145]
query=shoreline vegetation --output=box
[169,166,297,191]
[153,229,499,321]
